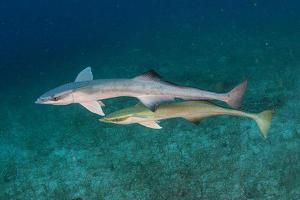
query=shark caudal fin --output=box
[225,80,248,109]
[254,110,273,138]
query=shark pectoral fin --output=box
[98,100,105,107]
[137,96,174,111]
[138,121,162,129]
[75,67,93,82]
[184,116,204,125]
[80,101,105,116]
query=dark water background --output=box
[0,1,300,199]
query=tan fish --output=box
[36,67,247,116]
[100,101,273,137]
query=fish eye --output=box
[52,96,59,101]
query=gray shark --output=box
[36,67,247,116]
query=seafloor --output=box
[1,23,300,199]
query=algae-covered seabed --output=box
[1,21,300,199]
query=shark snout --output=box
[35,98,43,104]
[35,97,47,104]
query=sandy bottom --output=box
[1,27,300,199]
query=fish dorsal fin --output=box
[183,116,204,125]
[137,95,175,111]
[80,101,105,116]
[133,69,162,81]
[138,121,162,129]
[75,67,93,82]
[134,69,180,88]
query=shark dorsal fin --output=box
[133,69,162,81]
[134,69,180,88]
[75,67,93,82]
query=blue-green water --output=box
[1,1,300,199]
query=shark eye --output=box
[52,96,59,101]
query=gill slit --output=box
[72,92,75,103]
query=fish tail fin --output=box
[225,80,248,109]
[254,110,273,138]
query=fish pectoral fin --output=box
[138,121,162,129]
[137,96,175,111]
[184,116,204,125]
[75,67,93,82]
[80,101,105,116]
[98,100,105,107]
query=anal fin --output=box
[80,101,105,116]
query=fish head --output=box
[99,103,154,125]
[35,83,75,105]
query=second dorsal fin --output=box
[133,69,162,81]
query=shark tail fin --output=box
[225,80,248,109]
[254,110,273,138]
